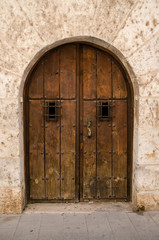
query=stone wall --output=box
[0,0,158,213]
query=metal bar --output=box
[45,114,60,117]
[43,106,61,108]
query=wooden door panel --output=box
[82,46,96,99]
[61,100,76,199]
[97,108,112,198]
[97,51,111,99]
[27,43,129,202]
[29,62,43,98]
[45,102,60,199]
[44,50,59,99]
[112,61,127,99]
[60,45,76,99]
[112,100,127,198]
[83,101,97,199]
[29,100,45,199]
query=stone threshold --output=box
[24,202,133,214]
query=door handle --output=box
[87,120,92,138]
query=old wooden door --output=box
[26,43,128,201]
[80,45,128,200]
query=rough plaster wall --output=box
[0,0,158,213]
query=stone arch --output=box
[19,36,138,207]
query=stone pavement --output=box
[0,203,159,240]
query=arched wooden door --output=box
[25,43,130,202]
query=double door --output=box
[27,44,128,201]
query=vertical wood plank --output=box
[44,50,59,99]
[29,62,43,98]
[97,104,112,198]
[45,102,60,199]
[29,100,45,199]
[82,45,96,99]
[112,100,127,198]
[61,100,76,199]
[60,45,76,99]
[83,101,97,199]
[97,51,111,99]
[112,61,127,99]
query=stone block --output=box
[137,127,159,164]
[0,157,21,187]
[113,0,159,57]
[0,69,21,98]
[138,97,159,128]
[17,0,135,44]
[136,191,159,210]
[136,165,159,191]
[0,187,22,214]
[138,72,159,97]
[128,33,159,75]
[0,128,20,158]
[0,0,45,59]
[0,41,29,76]
[0,99,19,129]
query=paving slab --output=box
[149,211,159,227]
[12,214,41,240]
[85,212,114,240]
[128,212,159,240]
[64,213,88,240]
[0,215,20,229]
[106,212,139,240]
[0,204,159,240]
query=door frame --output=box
[23,38,134,203]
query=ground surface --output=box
[1,203,159,240]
